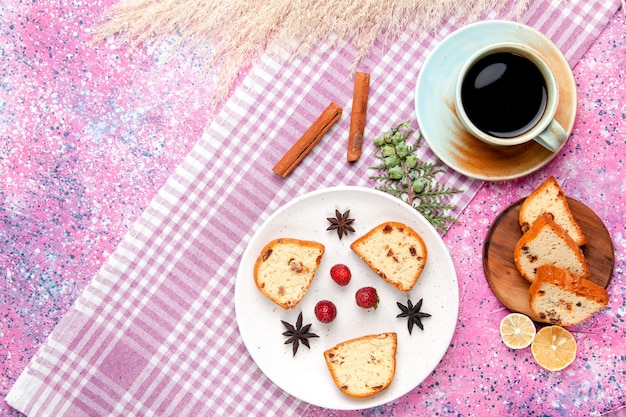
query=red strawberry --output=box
[314,300,337,323]
[355,287,379,309]
[330,264,352,286]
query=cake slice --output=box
[253,238,325,309]
[514,214,590,282]
[519,176,586,246]
[529,265,609,326]
[350,222,427,292]
[323,332,397,398]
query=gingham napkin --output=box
[7,0,620,415]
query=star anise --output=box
[396,298,431,334]
[326,209,355,239]
[281,312,319,356]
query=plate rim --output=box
[234,185,459,410]
[414,19,577,181]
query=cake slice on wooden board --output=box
[323,332,397,398]
[529,265,609,326]
[350,222,427,292]
[519,176,587,246]
[514,214,590,283]
[253,238,325,309]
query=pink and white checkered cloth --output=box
[7,0,620,415]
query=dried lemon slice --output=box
[531,325,577,371]
[499,313,536,349]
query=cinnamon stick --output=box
[273,102,343,177]
[347,72,370,162]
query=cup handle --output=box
[533,119,567,152]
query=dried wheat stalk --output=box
[94,0,529,108]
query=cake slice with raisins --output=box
[529,264,608,325]
[519,176,586,246]
[513,214,589,283]
[324,332,397,398]
[254,238,325,309]
[350,222,427,292]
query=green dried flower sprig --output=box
[370,121,463,232]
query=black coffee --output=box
[460,52,548,138]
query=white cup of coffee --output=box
[455,42,566,152]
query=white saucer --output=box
[414,20,577,181]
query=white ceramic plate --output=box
[415,20,577,181]
[235,186,459,410]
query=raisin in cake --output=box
[253,238,325,309]
[350,222,427,292]
[514,214,589,283]
[519,176,586,246]
[529,265,609,325]
[323,332,397,398]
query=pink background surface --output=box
[1,1,625,416]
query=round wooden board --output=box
[483,198,615,323]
